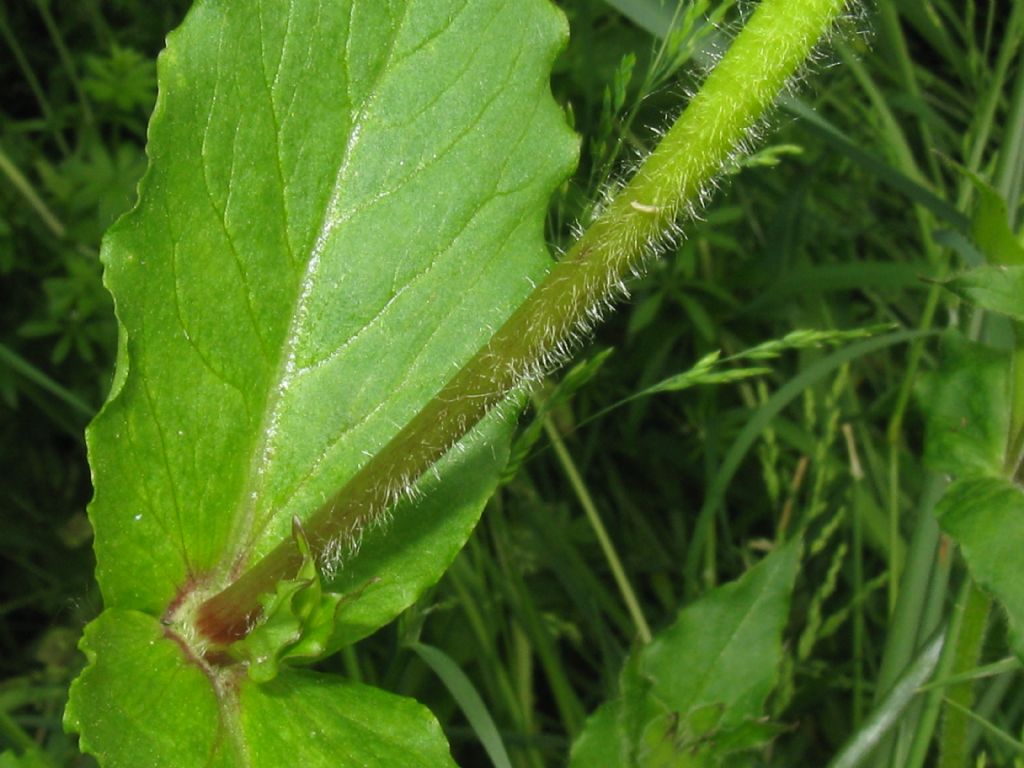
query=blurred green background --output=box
[2,1,1022,766]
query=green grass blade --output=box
[684,328,936,588]
[828,629,946,768]
[409,642,514,768]
[0,342,93,420]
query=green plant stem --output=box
[904,578,984,768]
[0,342,93,420]
[840,27,949,625]
[1006,340,1024,476]
[883,279,944,612]
[874,4,942,187]
[870,475,948,767]
[0,144,66,239]
[0,9,70,156]
[446,556,533,755]
[943,697,1024,758]
[937,581,991,768]
[956,3,1023,211]
[486,503,587,738]
[878,11,1024,763]
[31,0,93,129]
[885,444,901,615]
[996,56,1024,471]
[195,0,850,645]
[0,710,37,755]
[993,39,1024,218]
[843,423,866,727]
[541,414,652,644]
[969,668,1019,755]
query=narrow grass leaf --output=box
[827,630,945,768]
[917,656,1021,692]
[410,642,514,768]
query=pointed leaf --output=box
[965,172,1024,267]
[941,265,1024,322]
[639,538,800,746]
[569,699,628,768]
[917,333,1010,478]
[937,477,1024,662]
[569,540,801,767]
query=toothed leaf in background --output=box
[940,266,1024,323]
[964,171,1024,267]
[569,539,801,767]
[939,171,1024,320]
[917,333,1010,479]
[937,477,1024,663]
[67,0,577,764]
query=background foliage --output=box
[2,0,1022,766]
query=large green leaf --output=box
[917,333,1010,479]
[569,539,801,767]
[88,0,576,615]
[965,171,1024,267]
[67,0,577,763]
[937,477,1024,662]
[67,610,457,767]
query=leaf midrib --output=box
[216,2,410,583]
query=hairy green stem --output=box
[196,0,849,645]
